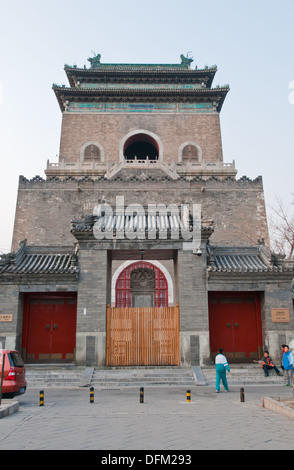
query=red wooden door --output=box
[208,293,262,361]
[22,295,77,362]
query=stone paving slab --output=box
[1,386,294,450]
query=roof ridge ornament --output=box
[88,52,101,68]
[180,53,194,68]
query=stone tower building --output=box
[1,54,293,367]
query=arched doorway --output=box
[124,133,159,160]
[115,261,168,307]
[108,261,179,367]
[120,130,163,162]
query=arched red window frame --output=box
[115,262,168,307]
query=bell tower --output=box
[47,53,235,181]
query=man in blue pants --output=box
[215,348,230,392]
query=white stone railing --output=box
[46,159,109,171]
[45,158,236,179]
[175,160,236,171]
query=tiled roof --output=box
[210,253,269,272]
[0,241,78,275]
[64,65,217,95]
[71,213,214,240]
[207,246,294,273]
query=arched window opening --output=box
[182,144,199,162]
[124,133,159,161]
[115,261,168,308]
[84,144,101,161]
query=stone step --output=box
[201,365,285,386]
[91,367,196,388]
[24,364,286,388]
[25,365,86,388]
[25,365,197,388]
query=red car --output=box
[0,349,27,398]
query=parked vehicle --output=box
[0,349,27,398]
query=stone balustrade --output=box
[45,157,237,180]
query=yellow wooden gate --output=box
[106,305,180,366]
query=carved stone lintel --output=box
[130,268,155,292]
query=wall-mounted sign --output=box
[271,308,290,323]
[0,314,13,322]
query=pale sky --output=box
[0,0,293,253]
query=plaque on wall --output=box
[0,314,13,322]
[271,308,290,323]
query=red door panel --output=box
[51,303,77,359]
[26,302,52,358]
[209,301,233,354]
[233,300,258,356]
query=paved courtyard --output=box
[0,385,294,451]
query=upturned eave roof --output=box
[64,65,217,88]
[53,84,229,112]
[207,245,294,274]
[0,240,79,278]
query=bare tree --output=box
[268,196,294,259]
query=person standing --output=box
[282,345,294,386]
[215,348,230,393]
[280,344,286,371]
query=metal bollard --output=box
[140,387,144,403]
[186,390,191,402]
[90,386,94,403]
[240,387,245,402]
[39,390,44,406]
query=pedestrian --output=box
[261,351,282,377]
[282,345,294,386]
[280,344,286,370]
[215,348,230,393]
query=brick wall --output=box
[11,176,269,251]
[0,284,21,350]
[59,113,223,163]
